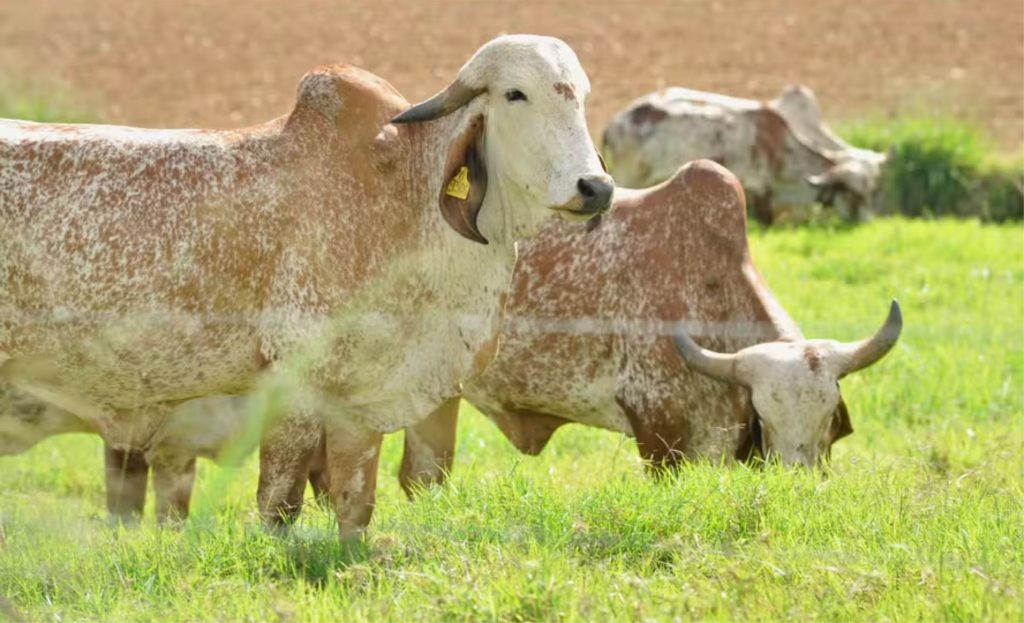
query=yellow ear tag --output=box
[445,166,471,200]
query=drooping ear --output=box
[829,395,854,445]
[439,115,488,244]
[735,410,766,463]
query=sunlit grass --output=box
[0,217,1021,620]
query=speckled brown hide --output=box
[1,31,617,534]
[0,63,535,534]
[265,160,856,510]
[455,160,850,469]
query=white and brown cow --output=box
[459,160,900,468]
[602,86,886,224]
[263,160,902,503]
[0,35,611,537]
[0,387,331,521]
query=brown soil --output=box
[0,0,1021,149]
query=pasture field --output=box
[0,218,1021,622]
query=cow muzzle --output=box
[552,175,614,221]
[577,175,614,214]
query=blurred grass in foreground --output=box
[0,218,1021,621]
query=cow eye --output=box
[505,89,528,103]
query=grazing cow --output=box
[770,86,887,212]
[0,386,331,521]
[0,383,209,520]
[602,85,886,224]
[0,35,611,537]
[386,160,901,479]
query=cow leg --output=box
[149,451,196,524]
[323,419,383,540]
[307,432,332,509]
[751,191,775,226]
[849,195,863,221]
[104,442,149,523]
[399,396,459,497]
[616,396,687,473]
[257,412,322,529]
[631,423,686,473]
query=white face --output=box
[735,341,844,467]
[471,36,612,232]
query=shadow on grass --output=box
[177,511,376,587]
[278,531,376,585]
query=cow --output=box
[601,85,887,224]
[256,160,902,511]
[771,85,888,212]
[0,386,332,522]
[0,384,218,521]
[0,34,612,538]
[382,160,903,482]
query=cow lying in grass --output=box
[0,35,610,536]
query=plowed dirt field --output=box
[0,0,1021,148]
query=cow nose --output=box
[577,175,614,214]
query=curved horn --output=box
[392,38,505,125]
[806,170,837,188]
[392,81,483,124]
[672,321,745,386]
[835,299,903,377]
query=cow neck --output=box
[373,108,512,317]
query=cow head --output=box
[673,301,902,467]
[392,35,612,244]
[758,88,887,217]
[807,156,887,216]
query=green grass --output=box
[840,118,1023,222]
[0,81,94,123]
[0,218,1020,621]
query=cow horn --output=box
[392,80,483,124]
[834,300,903,377]
[392,40,505,124]
[672,321,745,386]
[806,171,835,188]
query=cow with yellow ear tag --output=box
[0,34,611,539]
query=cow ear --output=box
[829,395,854,444]
[439,115,488,244]
[735,410,766,463]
